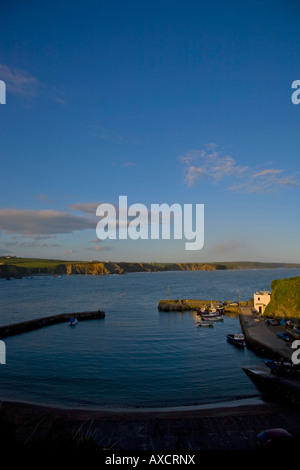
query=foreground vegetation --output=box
[265,276,300,318]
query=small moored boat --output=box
[69,317,78,326]
[202,316,224,322]
[227,333,246,348]
[197,321,214,328]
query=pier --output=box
[0,310,105,339]
[239,308,293,361]
[157,299,249,312]
[158,299,220,311]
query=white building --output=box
[254,291,271,314]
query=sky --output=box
[0,0,299,263]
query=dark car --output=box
[257,428,294,449]
[276,331,294,342]
[265,318,279,326]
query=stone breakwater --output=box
[0,310,105,339]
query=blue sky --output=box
[0,0,299,262]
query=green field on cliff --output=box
[265,276,300,318]
[0,257,81,269]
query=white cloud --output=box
[0,208,95,235]
[69,202,100,214]
[180,144,299,193]
[253,169,283,177]
[180,145,248,187]
[0,64,40,96]
[230,170,299,193]
[0,64,66,105]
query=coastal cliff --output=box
[64,261,224,275]
[0,261,223,278]
[0,258,299,279]
[264,276,300,318]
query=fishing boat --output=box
[69,317,78,326]
[202,312,221,318]
[264,359,300,377]
[226,333,246,348]
[202,315,224,322]
[243,367,300,407]
[196,301,223,317]
[197,310,222,318]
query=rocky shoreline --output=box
[1,260,299,279]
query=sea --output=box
[0,267,298,410]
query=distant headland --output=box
[0,257,299,279]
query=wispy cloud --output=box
[69,202,101,215]
[86,245,113,252]
[253,169,283,177]
[36,194,55,204]
[31,234,57,240]
[4,240,62,248]
[52,95,66,106]
[91,125,125,142]
[0,64,66,104]
[121,160,136,168]
[0,208,95,235]
[0,64,41,96]
[64,249,76,255]
[180,144,299,193]
[230,171,299,193]
[180,146,248,187]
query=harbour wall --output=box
[0,310,105,339]
[158,299,252,312]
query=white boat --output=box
[201,315,224,322]
[197,321,213,328]
[197,310,221,317]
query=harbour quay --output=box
[157,299,245,312]
[239,307,293,361]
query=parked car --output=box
[257,428,294,449]
[276,331,294,342]
[265,318,279,326]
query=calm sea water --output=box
[0,268,299,409]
